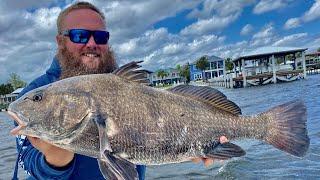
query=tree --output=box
[156,69,168,86]
[177,63,190,84]
[0,83,14,96]
[317,47,320,52]
[225,58,234,72]
[196,56,209,81]
[7,73,26,90]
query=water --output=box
[146,74,320,179]
[0,113,28,179]
[1,75,319,179]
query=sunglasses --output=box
[61,29,110,45]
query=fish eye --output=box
[32,94,43,102]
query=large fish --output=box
[8,61,309,180]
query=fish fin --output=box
[203,141,246,160]
[168,85,241,115]
[262,100,309,157]
[98,153,138,180]
[113,61,150,85]
[94,114,112,152]
[94,115,138,179]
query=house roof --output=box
[306,51,320,56]
[234,46,308,62]
[11,88,24,94]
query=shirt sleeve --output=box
[15,135,75,179]
[136,165,146,180]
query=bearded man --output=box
[10,2,146,180]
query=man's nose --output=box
[86,35,97,47]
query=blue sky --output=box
[0,0,320,84]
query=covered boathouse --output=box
[232,46,307,88]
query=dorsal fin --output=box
[168,85,241,115]
[112,61,149,85]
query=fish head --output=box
[8,82,93,143]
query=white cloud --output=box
[304,34,320,50]
[240,24,253,35]
[115,28,171,57]
[184,0,254,35]
[283,0,320,30]
[302,0,320,22]
[181,14,239,35]
[253,0,294,14]
[251,23,276,46]
[0,0,59,12]
[118,32,226,71]
[273,33,308,46]
[97,0,199,43]
[188,0,254,19]
[162,44,184,55]
[284,18,301,29]
[253,23,274,39]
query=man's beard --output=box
[57,42,117,80]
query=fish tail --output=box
[262,100,309,157]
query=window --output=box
[206,72,211,79]
[213,71,218,77]
[218,61,223,68]
[212,62,217,69]
[194,73,202,80]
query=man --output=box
[11,2,227,179]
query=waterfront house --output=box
[149,68,182,86]
[232,46,307,88]
[0,88,23,110]
[305,51,320,74]
[190,55,225,81]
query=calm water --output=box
[1,75,319,179]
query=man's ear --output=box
[56,35,63,48]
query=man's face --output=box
[58,9,108,70]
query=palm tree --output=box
[156,69,168,86]
[177,63,190,84]
[225,58,234,73]
[196,56,209,81]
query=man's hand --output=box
[28,136,75,168]
[8,111,74,168]
[191,136,228,167]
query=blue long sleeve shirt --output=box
[14,57,146,180]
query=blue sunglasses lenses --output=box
[67,29,109,44]
[93,31,109,44]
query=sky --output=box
[0,0,320,84]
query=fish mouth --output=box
[7,110,28,135]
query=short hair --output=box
[57,1,106,34]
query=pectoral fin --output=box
[203,141,246,160]
[94,114,138,179]
[98,153,138,180]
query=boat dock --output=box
[209,46,311,88]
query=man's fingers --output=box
[203,158,214,167]
[10,126,23,135]
[27,136,40,145]
[219,136,228,143]
[191,158,202,163]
